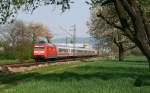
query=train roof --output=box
[34,43,96,51]
[54,43,93,48]
[57,46,96,51]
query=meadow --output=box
[0,56,150,93]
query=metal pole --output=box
[66,35,68,48]
[73,24,76,56]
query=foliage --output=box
[29,22,53,43]
[15,41,32,60]
[87,6,116,56]
[0,20,53,60]
[139,0,150,16]
[88,4,136,61]
[87,0,150,66]
[0,20,32,60]
[0,50,16,59]
[0,0,71,24]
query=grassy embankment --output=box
[0,56,150,93]
[0,60,19,65]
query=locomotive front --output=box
[32,36,57,61]
[32,44,48,60]
[32,43,57,61]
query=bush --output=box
[0,50,17,60]
[15,42,32,61]
[0,42,32,60]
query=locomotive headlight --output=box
[40,51,45,53]
[34,51,39,53]
[34,50,45,54]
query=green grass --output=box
[0,57,150,93]
[0,59,34,65]
[0,60,19,65]
[124,55,147,62]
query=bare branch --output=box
[124,45,136,51]
[97,13,124,31]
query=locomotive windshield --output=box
[34,36,51,44]
[34,46,45,49]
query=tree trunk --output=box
[113,41,124,61]
[144,53,150,68]
[135,40,150,68]
[118,43,124,61]
[115,0,150,66]
[140,48,150,68]
[113,32,125,61]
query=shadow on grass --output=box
[123,60,147,63]
[110,59,146,63]
[0,64,150,87]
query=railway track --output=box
[0,56,98,73]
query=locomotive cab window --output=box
[34,46,45,49]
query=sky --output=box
[17,0,91,39]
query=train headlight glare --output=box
[40,51,44,53]
[34,51,38,53]
[34,50,45,54]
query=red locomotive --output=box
[32,41,97,61]
[32,43,57,61]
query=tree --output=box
[87,7,114,57]
[88,5,136,61]
[113,30,136,61]
[0,20,53,60]
[86,0,150,66]
[0,20,33,59]
[0,0,71,24]
[29,22,53,43]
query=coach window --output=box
[59,48,64,52]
